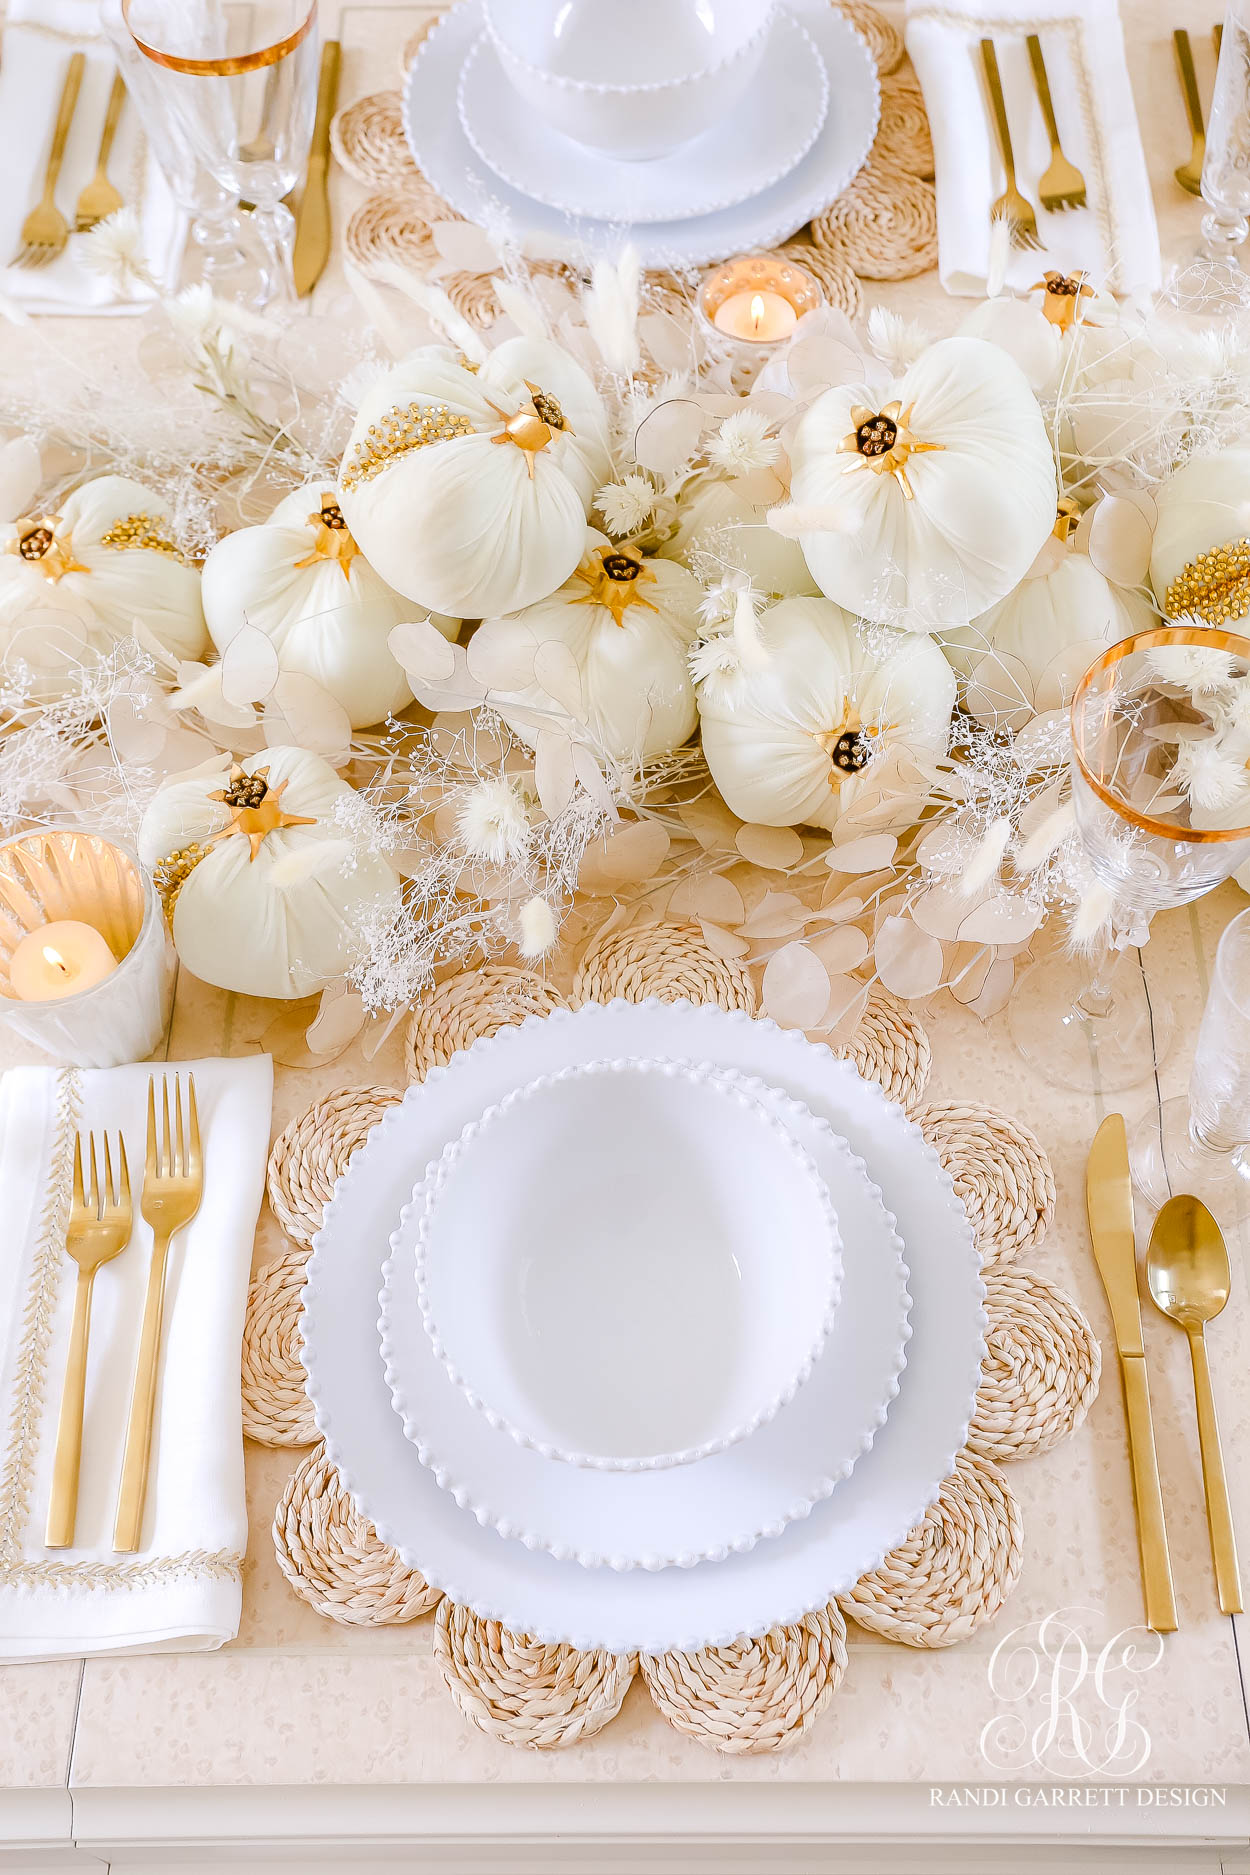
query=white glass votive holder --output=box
[0,830,175,1067]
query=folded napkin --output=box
[0,0,186,316]
[0,1055,272,1664]
[905,0,1160,299]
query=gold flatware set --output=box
[1087,1115,1242,1633]
[45,1073,203,1554]
[979,33,1087,252]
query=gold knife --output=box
[292,38,340,298]
[1086,1114,1178,1633]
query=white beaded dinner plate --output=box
[379,1063,910,1570]
[456,10,829,226]
[301,1000,986,1655]
[403,0,880,268]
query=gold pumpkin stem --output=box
[836,402,943,502]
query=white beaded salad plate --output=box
[380,1063,910,1570]
[301,1000,986,1655]
[456,10,829,226]
[403,0,880,267]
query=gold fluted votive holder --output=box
[0,830,174,1067]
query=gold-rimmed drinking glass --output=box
[1008,627,1250,1093]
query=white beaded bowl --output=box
[482,0,776,162]
[413,1056,841,1472]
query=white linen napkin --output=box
[0,1055,272,1664]
[0,0,186,316]
[905,0,1160,299]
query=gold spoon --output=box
[1146,1195,1243,1614]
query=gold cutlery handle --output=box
[43,51,86,205]
[1174,28,1205,138]
[113,1228,171,1553]
[94,71,127,176]
[1188,1327,1243,1615]
[979,39,1018,186]
[307,39,341,173]
[45,1268,94,1549]
[1121,1354,1178,1633]
[1025,34,1062,152]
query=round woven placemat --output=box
[400,14,443,74]
[241,1252,317,1447]
[273,1445,441,1625]
[811,156,938,282]
[331,90,418,187]
[876,73,934,180]
[267,1083,404,1249]
[344,187,442,279]
[641,1606,849,1754]
[405,965,568,1082]
[573,920,757,1013]
[969,1268,1101,1462]
[838,1451,1023,1648]
[911,1101,1055,1266]
[834,0,905,73]
[434,1603,637,1749]
[775,238,864,321]
[838,983,932,1109]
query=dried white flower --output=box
[1146,641,1237,694]
[866,306,932,373]
[517,893,557,959]
[79,207,155,295]
[707,408,779,476]
[455,774,531,865]
[1215,676,1250,736]
[1172,737,1250,810]
[697,568,763,630]
[689,631,747,707]
[597,472,658,537]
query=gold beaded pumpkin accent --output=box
[152,842,210,922]
[340,402,477,492]
[97,512,187,559]
[1164,538,1250,627]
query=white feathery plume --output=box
[492,274,550,341]
[517,894,558,959]
[369,259,489,362]
[582,247,641,375]
[1071,880,1115,947]
[732,581,769,670]
[1017,800,1076,872]
[986,213,1012,298]
[767,502,853,539]
[960,815,1012,895]
[456,774,531,865]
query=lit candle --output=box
[9,920,118,1002]
[712,288,800,343]
[698,254,824,354]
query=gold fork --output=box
[46,1131,132,1549]
[1174,28,1206,196]
[12,52,85,269]
[1025,34,1087,211]
[74,71,127,234]
[113,1074,203,1554]
[980,38,1043,252]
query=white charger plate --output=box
[380,1064,910,1570]
[301,1000,986,1655]
[403,0,880,268]
[456,10,829,226]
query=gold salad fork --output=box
[113,1074,203,1554]
[74,71,127,233]
[12,52,85,269]
[1025,34,1087,211]
[1174,28,1206,196]
[980,38,1042,251]
[46,1132,132,1549]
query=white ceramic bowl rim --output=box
[413,1054,843,1473]
[482,0,777,96]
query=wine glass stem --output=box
[251,200,296,305]
[1075,942,1118,1020]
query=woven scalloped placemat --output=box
[344,186,441,278]
[241,1252,317,1447]
[837,983,932,1109]
[837,1451,1024,1648]
[810,156,938,282]
[332,90,418,187]
[406,965,568,1082]
[911,1101,1056,1267]
[969,1267,1101,1462]
[267,1083,404,1250]
[273,1444,442,1625]
[573,920,757,1013]
[833,0,904,73]
[641,1606,849,1754]
[434,1602,637,1749]
[877,72,934,181]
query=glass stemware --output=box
[1008,626,1250,1093]
[121,0,318,307]
[1201,6,1250,271]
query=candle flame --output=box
[750,293,766,333]
[41,945,69,973]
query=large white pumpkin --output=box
[0,473,206,695]
[695,595,956,830]
[338,339,611,619]
[200,485,457,729]
[786,336,1057,629]
[1150,448,1250,625]
[138,745,402,1000]
[663,477,820,600]
[472,530,701,764]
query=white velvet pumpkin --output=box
[0,473,206,696]
[138,745,402,1001]
[941,548,1155,730]
[786,336,1057,629]
[695,595,956,830]
[663,477,820,600]
[338,339,612,620]
[1150,448,1250,624]
[200,485,457,729]
[472,530,701,764]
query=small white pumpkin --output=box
[472,529,701,764]
[663,476,821,600]
[1150,447,1250,626]
[0,473,206,695]
[339,338,612,620]
[785,336,1057,629]
[694,595,956,830]
[200,485,458,729]
[138,745,402,1001]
